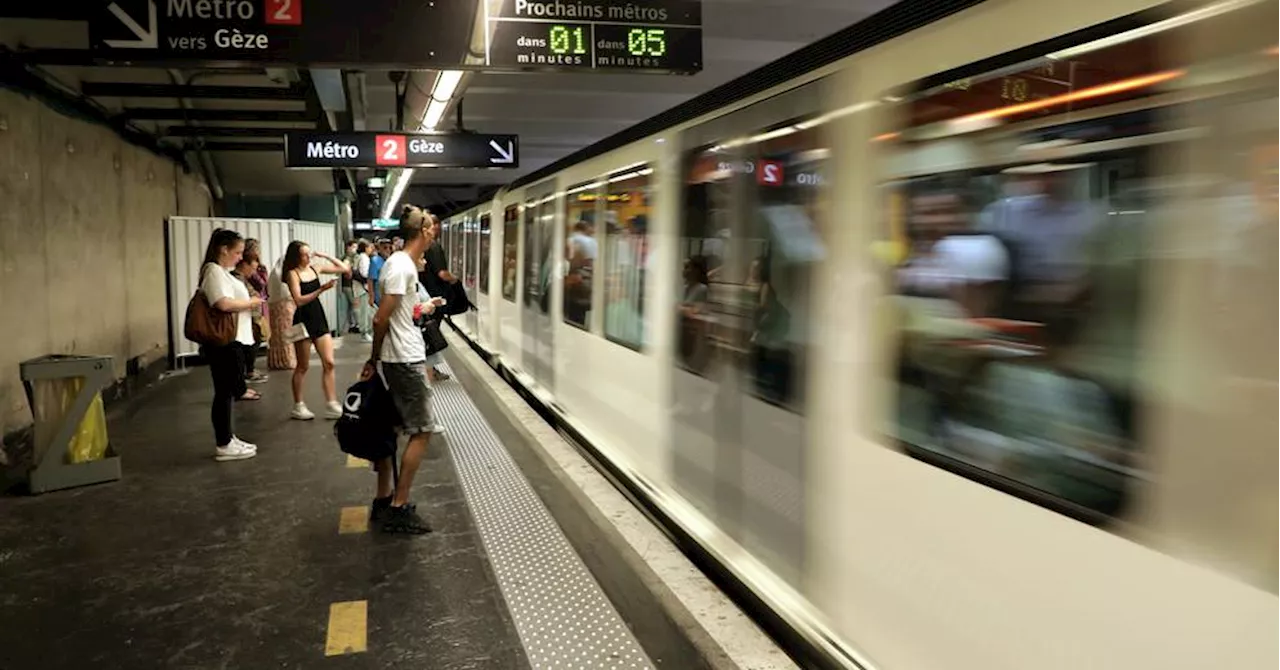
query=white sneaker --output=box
[231,436,257,452]
[361,334,373,342]
[291,403,315,421]
[430,423,446,434]
[324,401,343,420]
[215,441,257,461]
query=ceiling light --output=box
[422,99,448,130]
[432,71,464,102]
[381,168,414,219]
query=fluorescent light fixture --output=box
[381,168,414,219]
[432,70,464,103]
[422,99,448,130]
[366,176,386,189]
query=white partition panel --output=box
[289,220,339,333]
[167,217,335,360]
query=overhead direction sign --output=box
[90,0,474,67]
[284,132,520,170]
[487,0,702,74]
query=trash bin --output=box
[20,354,121,494]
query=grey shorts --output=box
[381,361,438,436]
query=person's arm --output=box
[314,251,352,277]
[288,270,334,306]
[429,246,458,283]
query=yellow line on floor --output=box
[324,600,368,656]
[345,454,367,468]
[338,507,369,534]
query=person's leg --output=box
[291,339,314,419]
[394,433,429,508]
[209,345,254,459]
[314,334,341,418]
[380,362,437,534]
[292,339,309,402]
[370,455,397,521]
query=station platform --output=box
[0,331,786,669]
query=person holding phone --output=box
[282,241,350,420]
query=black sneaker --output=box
[370,496,393,522]
[381,505,432,535]
[370,497,415,522]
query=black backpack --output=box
[333,372,401,462]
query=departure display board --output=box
[488,0,702,74]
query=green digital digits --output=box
[549,25,587,54]
[626,28,666,57]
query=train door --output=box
[672,83,826,587]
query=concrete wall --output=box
[0,88,212,439]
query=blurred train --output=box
[420,0,1278,667]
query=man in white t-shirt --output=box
[363,204,444,535]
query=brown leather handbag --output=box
[184,274,236,347]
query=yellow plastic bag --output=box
[60,378,110,464]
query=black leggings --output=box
[206,344,246,447]
[241,342,258,377]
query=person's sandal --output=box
[238,389,262,401]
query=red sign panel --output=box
[265,0,303,25]
[757,160,784,186]
[375,135,407,166]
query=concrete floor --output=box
[0,341,527,669]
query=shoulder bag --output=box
[185,267,237,347]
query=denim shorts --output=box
[380,362,438,436]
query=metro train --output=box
[419,0,1277,667]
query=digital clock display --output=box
[487,0,702,74]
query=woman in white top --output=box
[199,229,264,461]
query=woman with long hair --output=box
[198,228,262,461]
[282,241,350,420]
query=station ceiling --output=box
[0,1,889,214]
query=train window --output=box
[677,146,733,376]
[503,205,519,302]
[479,213,491,295]
[523,200,539,309]
[464,215,477,290]
[603,165,652,350]
[563,180,600,330]
[536,194,556,317]
[880,17,1172,530]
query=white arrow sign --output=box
[104,1,159,49]
[488,140,515,165]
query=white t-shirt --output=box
[200,262,254,346]
[899,234,1009,295]
[377,251,425,363]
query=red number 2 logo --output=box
[375,135,406,166]
[265,0,302,25]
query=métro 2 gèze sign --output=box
[91,0,474,67]
[284,132,520,170]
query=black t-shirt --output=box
[421,241,450,299]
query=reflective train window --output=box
[536,194,557,317]
[563,180,600,330]
[603,165,652,350]
[479,213,491,295]
[503,204,519,302]
[464,215,477,291]
[680,125,827,407]
[523,199,539,309]
[880,15,1177,527]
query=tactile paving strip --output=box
[432,362,656,670]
